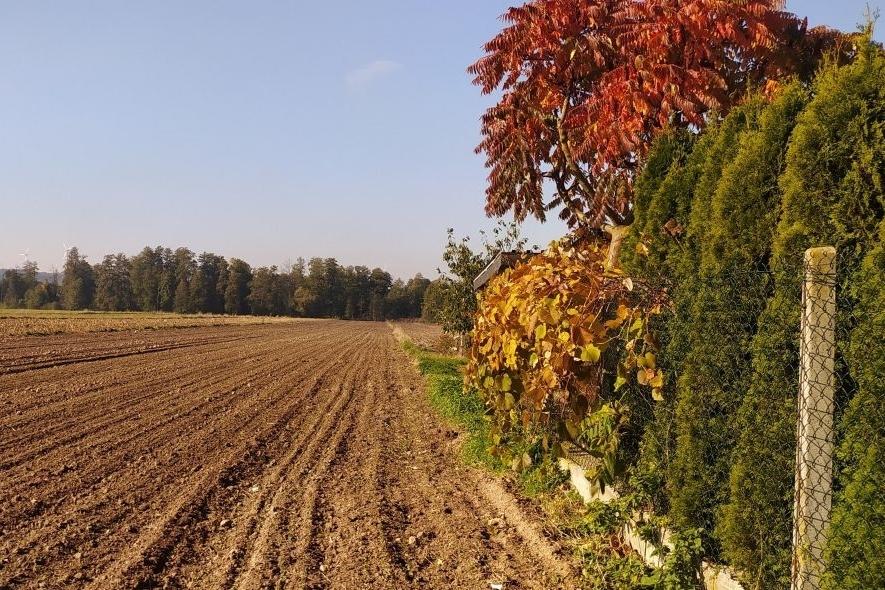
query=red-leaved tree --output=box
[470,0,841,229]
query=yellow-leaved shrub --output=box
[466,238,665,488]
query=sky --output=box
[0,1,881,278]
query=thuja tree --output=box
[470,0,836,230]
[667,86,809,557]
[721,42,884,588]
[825,225,884,590]
[624,102,764,284]
[620,128,695,276]
[622,102,763,528]
[688,84,807,555]
[617,104,766,515]
[618,128,700,510]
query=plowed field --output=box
[0,321,574,589]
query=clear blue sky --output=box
[0,1,881,278]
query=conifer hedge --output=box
[622,42,882,589]
[720,46,883,588]
[825,226,884,590]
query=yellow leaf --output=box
[542,367,558,388]
[649,371,664,389]
[580,344,601,363]
[501,373,512,392]
[504,391,516,409]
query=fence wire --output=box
[622,246,881,590]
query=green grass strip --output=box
[401,340,501,470]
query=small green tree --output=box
[437,228,486,336]
[437,220,528,340]
[421,278,447,323]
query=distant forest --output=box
[0,247,437,321]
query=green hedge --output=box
[722,46,884,588]
[625,110,764,521]
[825,227,884,590]
[621,42,883,589]
[667,110,761,551]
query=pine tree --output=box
[192,253,227,314]
[61,247,95,310]
[224,258,252,315]
[248,266,288,316]
[172,248,196,314]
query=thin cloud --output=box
[345,60,402,90]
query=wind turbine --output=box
[19,248,30,265]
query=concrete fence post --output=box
[792,246,837,590]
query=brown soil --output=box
[0,321,575,589]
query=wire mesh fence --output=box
[608,245,881,589]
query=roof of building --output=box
[472,251,524,291]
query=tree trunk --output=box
[605,225,629,271]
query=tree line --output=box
[1,246,432,321]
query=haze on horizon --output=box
[1,0,880,279]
